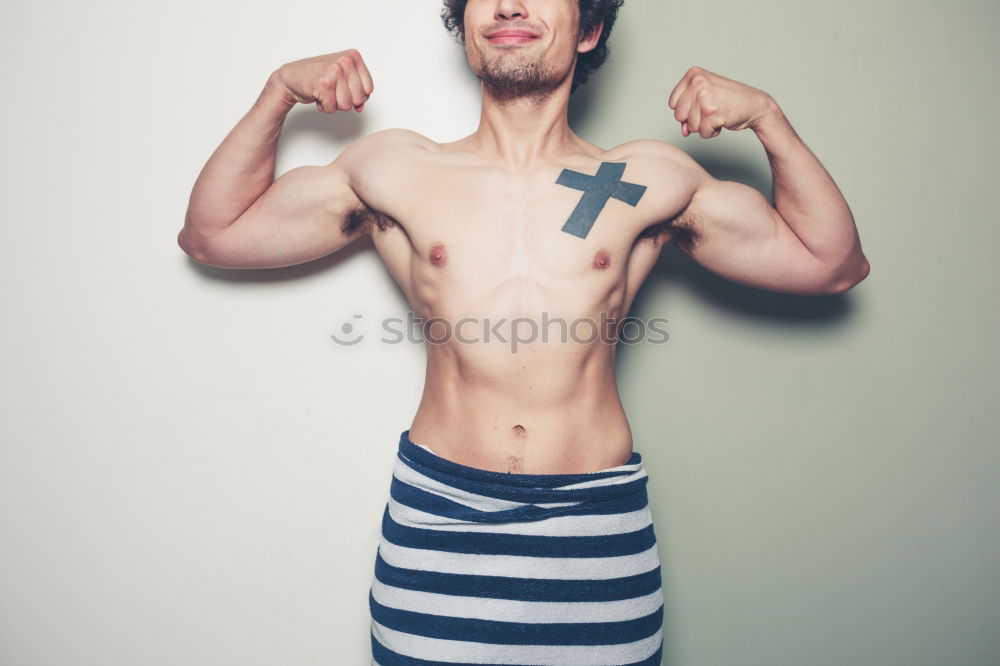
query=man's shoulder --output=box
[343,127,436,159]
[327,128,436,190]
[605,138,692,167]
[604,138,705,190]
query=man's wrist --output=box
[259,69,297,116]
[750,96,786,136]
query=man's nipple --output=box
[429,242,448,267]
[593,249,612,270]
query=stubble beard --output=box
[473,49,569,104]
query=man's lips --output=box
[486,30,540,44]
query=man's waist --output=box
[409,399,632,475]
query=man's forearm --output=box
[180,71,295,248]
[752,100,869,284]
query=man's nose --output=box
[495,0,529,20]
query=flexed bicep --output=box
[186,159,371,270]
[671,154,837,295]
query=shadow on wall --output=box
[567,69,601,132]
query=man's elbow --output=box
[827,257,871,294]
[178,227,211,264]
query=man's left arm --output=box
[663,66,870,295]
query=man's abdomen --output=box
[408,346,633,475]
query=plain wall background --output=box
[1,0,997,664]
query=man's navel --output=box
[505,424,527,473]
[429,242,448,267]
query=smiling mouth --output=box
[486,31,540,45]
[489,36,537,45]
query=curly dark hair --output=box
[440,0,625,94]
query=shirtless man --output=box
[179,0,869,662]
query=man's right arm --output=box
[178,51,375,269]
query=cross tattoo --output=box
[555,161,647,238]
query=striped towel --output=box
[369,429,664,665]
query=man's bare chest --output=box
[352,152,687,305]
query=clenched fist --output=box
[667,66,773,138]
[276,49,374,113]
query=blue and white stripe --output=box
[369,429,664,665]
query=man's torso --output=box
[348,129,694,473]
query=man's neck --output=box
[469,83,583,170]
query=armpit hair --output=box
[638,213,701,253]
[342,202,397,236]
